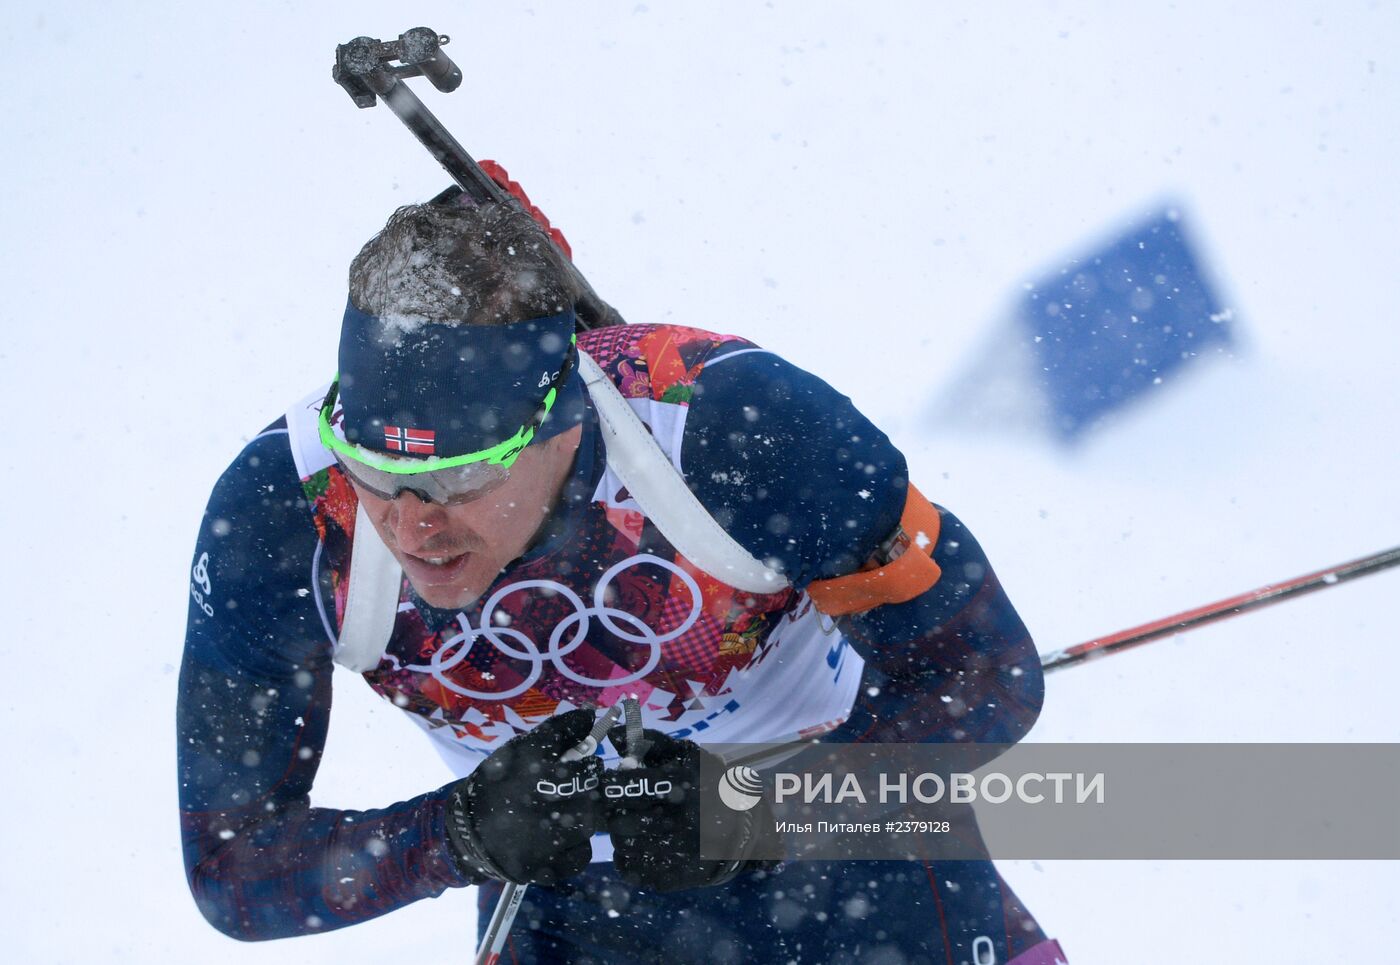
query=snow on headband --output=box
[326,299,582,467]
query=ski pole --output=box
[472,881,524,965]
[472,704,623,965]
[1038,544,1400,673]
[721,544,1400,770]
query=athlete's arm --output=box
[683,350,1043,746]
[177,421,472,941]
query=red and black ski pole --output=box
[1039,545,1400,673]
[720,545,1400,771]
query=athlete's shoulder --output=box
[205,413,299,505]
[578,323,760,399]
[187,410,330,675]
[679,346,908,588]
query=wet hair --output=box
[349,200,577,328]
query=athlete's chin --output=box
[394,549,492,609]
[409,578,488,610]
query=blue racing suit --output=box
[178,324,1056,961]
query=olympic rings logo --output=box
[404,554,703,701]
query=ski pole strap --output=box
[560,704,624,762]
[620,696,650,765]
[806,484,943,617]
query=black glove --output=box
[445,709,603,885]
[602,727,777,893]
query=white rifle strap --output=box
[577,348,789,594]
[334,503,404,672]
[333,347,790,672]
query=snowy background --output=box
[3,1,1397,962]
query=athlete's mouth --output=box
[407,550,467,566]
[400,549,472,584]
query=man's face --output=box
[350,426,582,609]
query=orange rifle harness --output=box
[805,483,944,617]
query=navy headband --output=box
[336,299,583,460]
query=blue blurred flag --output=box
[1021,209,1233,440]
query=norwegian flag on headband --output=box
[383,425,436,455]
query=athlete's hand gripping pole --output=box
[603,698,778,893]
[471,704,622,965]
[445,710,604,886]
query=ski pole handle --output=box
[472,704,621,963]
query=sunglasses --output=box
[333,451,509,505]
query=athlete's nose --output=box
[387,490,447,552]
